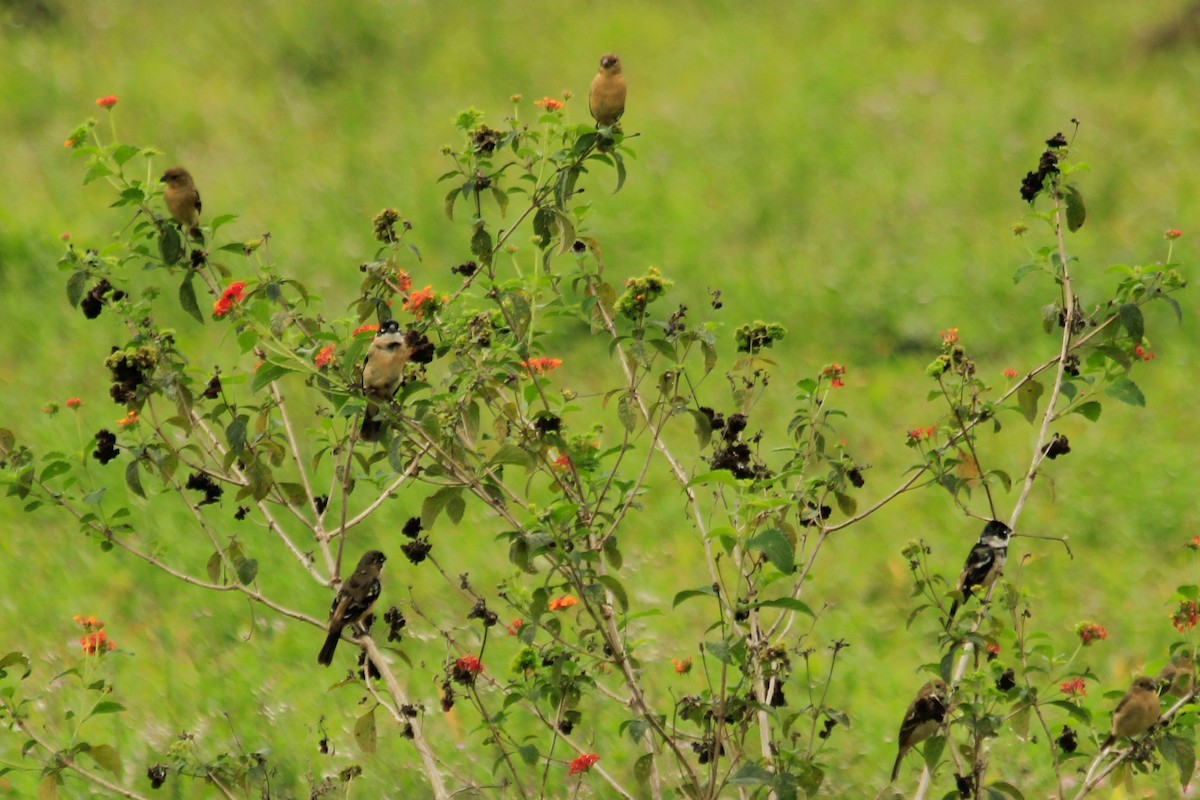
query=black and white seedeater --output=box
[891,678,949,782]
[317,550,386,666]
[360,320,410,442]
[1101,676,1160,749]
[589,53,626,128]
[947,520,1011,624]
[160,166,204,242]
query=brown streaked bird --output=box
[891,678,948,782]
[360,319,410,442]
[160,166,204,242]
[1157,652,1194,699]
[1101,676,1160,749]
[589,53,626,127]
[317,550,386,666]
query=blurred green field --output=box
[2,1,1199,797]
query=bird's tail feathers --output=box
[317,629,340,666]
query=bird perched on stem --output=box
[317,550,386,666]
[160,166,204,242]
[360,320,410,442]
[1101,676,1160,749]
[589,53,626,128]
[1157,651,1195,698]
[891,678,949,782]
[946,519,1011,624]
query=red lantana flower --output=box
[213,281,247,317]
[66,397,83,408]
[940,328,959,344]
[568,753,600,776]
[1075,621,1108,646]
[396,269,413,292]
[822,363,847,388]
[95,95,118,109]
[1133,344,1155,362]
[314,345,335,368]
[906,426,936,443]
[1059,678,1086,697]
[117,410,139,428]
[522,357,563,375]
[1172,600,1199,633]
[535,97,565,111]
[1188,535,1200,551]
[455,655,484,675]
[352,323,380,336]
[1166,229,1183,240]
[507,618,523,636]
[1003,369,1018,379]
[404,285,440,319]
[672,657,693,675]
[548,595,578,611]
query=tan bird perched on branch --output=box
[1157,651,1194,698]
[589,53,626,127]
[891,678,948,781]
[160,166,204,242]
[360,319,410,442]
[1101,676,1160,750]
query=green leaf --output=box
[746,528,795,574]
[111,144,140,166]
[422,486,464,529]
[634,753,654,789]
[1064,184,1086,232]
[354,707,377,754]
[922,734,945,774]
[178,275,203,323]
[1105,377,1145,407]
[206,552,222,583]
[0,651,32,679]
[673,586,718,608]
[753,597,814,617]
[1072,401,1102,421]
[83,160,113,184]
[38,773,59,800]
[226,416,248,455]
[834,491,856,517]
[728,761,773,786]
[489,444,532,469]
[595,575,629,612]
[124,460,145,498]
[1159,734,1196,789]
[88,701,125,717]
[158,226,183,265]
[617,392,637,433]
[81,743,123,777]
[251,362,294,393]
[1012,263,1040,284]
[1119,303,1144,344]
[234,556,258,585]
[1017,379,1044,424]
[686,470,738,488]
[517,744,538,766]
[66,271,88,308]
[532,206,554,249]
[987,781,1026,800]
[470,223,492,266]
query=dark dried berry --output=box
[847,467,865,488]
[185,471,223,506]
[401,537,432,564]
[467,598,499,627]
[1056,725,1077,754]
[402,516,422,539]
[146,763,168,789]
[534,414,562,435]
[201,374,221,399]
[384,606,407,642]
[996,668,1016,692]
[451,260,478,277]
[92,429,120,465]
[1042,433,1070,460]
[405,331,436,364]
[314,495,329,514]
[234,506,250,521]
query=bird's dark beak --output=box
[159,174,168,183]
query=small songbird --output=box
[1157,652,1194,699]
[360,320,410,442]
[317,550,387,666]
[160,166,204,242]
[589,53,626,127]
[891,678,949,782]
[1101,676,1160,749]
[946,520,1012,624]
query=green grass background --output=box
[2,0,1199,796]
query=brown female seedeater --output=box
[360,320,410,442]
[589,53,626,127]
[891,678,949,781]
[160,166,204,242]
[317,550,386,666]
[1101,676,1160,749]
[1158,652,1195,698]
